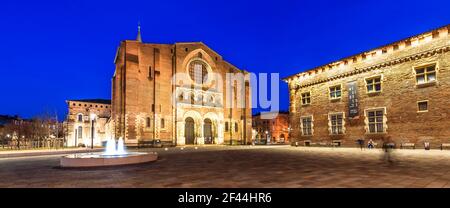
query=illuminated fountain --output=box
[60,137,158,168]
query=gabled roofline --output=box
[118,40,251,74]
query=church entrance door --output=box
[185,117,195,144]
[203,119,213,144]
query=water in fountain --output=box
[103,137,127,156]
[117,137,126,155]
[104,138,116,155]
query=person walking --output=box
[382,137,394,164]
[357,139,364,150]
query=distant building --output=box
[252,112,290,144]
[65,99,111,147]
[0,115,20,127]
[283,24,450,148]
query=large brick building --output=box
[252,112,290,144]
[283,25,450,148]
[110,28,252,146]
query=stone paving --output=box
[1,145,450,188]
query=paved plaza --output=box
[1,145,450,188]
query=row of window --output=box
[299,64,437,105]
[252,120,275,127]
[146,117,165,129]
[300,109,385,136]
[178,92,220,105]
[300,100,430,136]
[76,114,95,122]
[225,122,239,132]
[72,103,109,109]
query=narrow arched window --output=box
[146,117,151,128]
[77,126,82,139]
[161,118,165,129]
[77,114,83,122]
[235,122,238,132]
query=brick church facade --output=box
[284,25,450,148]
[110,29,252,146]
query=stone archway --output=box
[280,134,285,143]
[185,117,195,145]
[203,112,224,144]
[203,118,213,144]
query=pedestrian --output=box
[368,139,374,149]
[357,139,364,150]
[424,141,430,150]
[382,138,394,164]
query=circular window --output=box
[188,60,208,84]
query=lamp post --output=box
[265,130,269,145]
[6,134,11,149]
[90,114,96,149]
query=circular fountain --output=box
[60,137,158,168]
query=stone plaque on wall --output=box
[347,82,359,118]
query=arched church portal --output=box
[185,117,195,144]
[203,118,213,144]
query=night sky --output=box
[1,0,449,120]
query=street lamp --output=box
[90,114,96,149]
[265,130,269,145]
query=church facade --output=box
[110,32,252,146]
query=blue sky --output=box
[0,0,449,120]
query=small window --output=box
[329,113,344,135]
[393,45,399,50]
[301,92,311,105]
[77,126,83,139]
[72,103,76,106]
[367,109,384,133]
[366,76,382,93]
[225,122,229,132]
[77,114,83,122]
[415,64,436,85]
[84,104,87,107]
[161,118,165,129]
[301,116,313,136]
[418,101,428,112]
[329,85,342,99]
[146,117,151,128]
